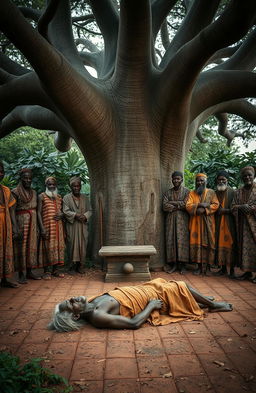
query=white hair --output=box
[48,304,86,332]
[45,187,58,199]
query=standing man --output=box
[214,170,236,277]
[162,171,190,274]
[0,161,19,288]
[63,176,92,274]
[12,168,41,283]
[232,166,256,283]
[38,177,65,279]
[186,173,219,275]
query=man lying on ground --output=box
[48,278,233,332]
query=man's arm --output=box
[88,299,162,329]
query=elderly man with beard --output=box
[63,176,92,274]
[48,278,233,332]
[162,171,190,274]
[12,168,41,283]
[214,171,236,277]
[186,173,219,275]
[232,166,256,283]
[38,177,65,279]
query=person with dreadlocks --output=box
[12,168,41,283]
[232,166,256,283]
[214,170,237,277]
[63,176,92,274]
[38,176,65,279]
[186,173,219,275]
[162,171,190,274]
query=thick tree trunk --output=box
[86,118,184,269]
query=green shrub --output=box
[0,351,73,393]
[2,148,89,195]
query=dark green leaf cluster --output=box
[0,128,89,195]
[0,351,73,393]
[185,149,256,189]
[2,147,89,195]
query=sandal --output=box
[17,278,28,284]
[52,271,65,278]
[42,272,52,280]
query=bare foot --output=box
[209,302,233,312]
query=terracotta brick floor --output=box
[0,268,256,393]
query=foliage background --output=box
[0,128,89,195]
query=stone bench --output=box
[98,245,157,282]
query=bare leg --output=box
[186,284,233,312]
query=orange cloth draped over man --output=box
[186,173,219,274]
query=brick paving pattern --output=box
[0,269,255,393]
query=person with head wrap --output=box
[37,176,65,279]
[162,171,190,274]
[214,170,237,277]
[231,166,256,283]
[0,161,20,288]
[63,176,92,274]
[12,168,41,283]
[186,173,219,275]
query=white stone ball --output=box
[122,263,134,274]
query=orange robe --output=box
[0,185,16,279]
[38,193,65,267]
[215,188,236,267]
[107,278,204,325]
[186,189,219,265]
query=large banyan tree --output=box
[0,0,256,268]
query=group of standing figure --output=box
[0,161,91,288]
[163,166,256,283]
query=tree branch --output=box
[187,98,256,150]
[160,20,170,50]
[0,72,55,120]
[79,51,102,72]
[192,70,256,121]
[159,0,256,113]
[151,0,178,40]
[89,0,119,77]
[215,28,256,71]
[0,105,71,137]
[38,0,86,73]
[215,112,244,145]
[0,52,30,75]
[206,45,241,67]
[18,6,41,22]
[115,0,152,86]
[196,129,208,143]
[160,0,221,68]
